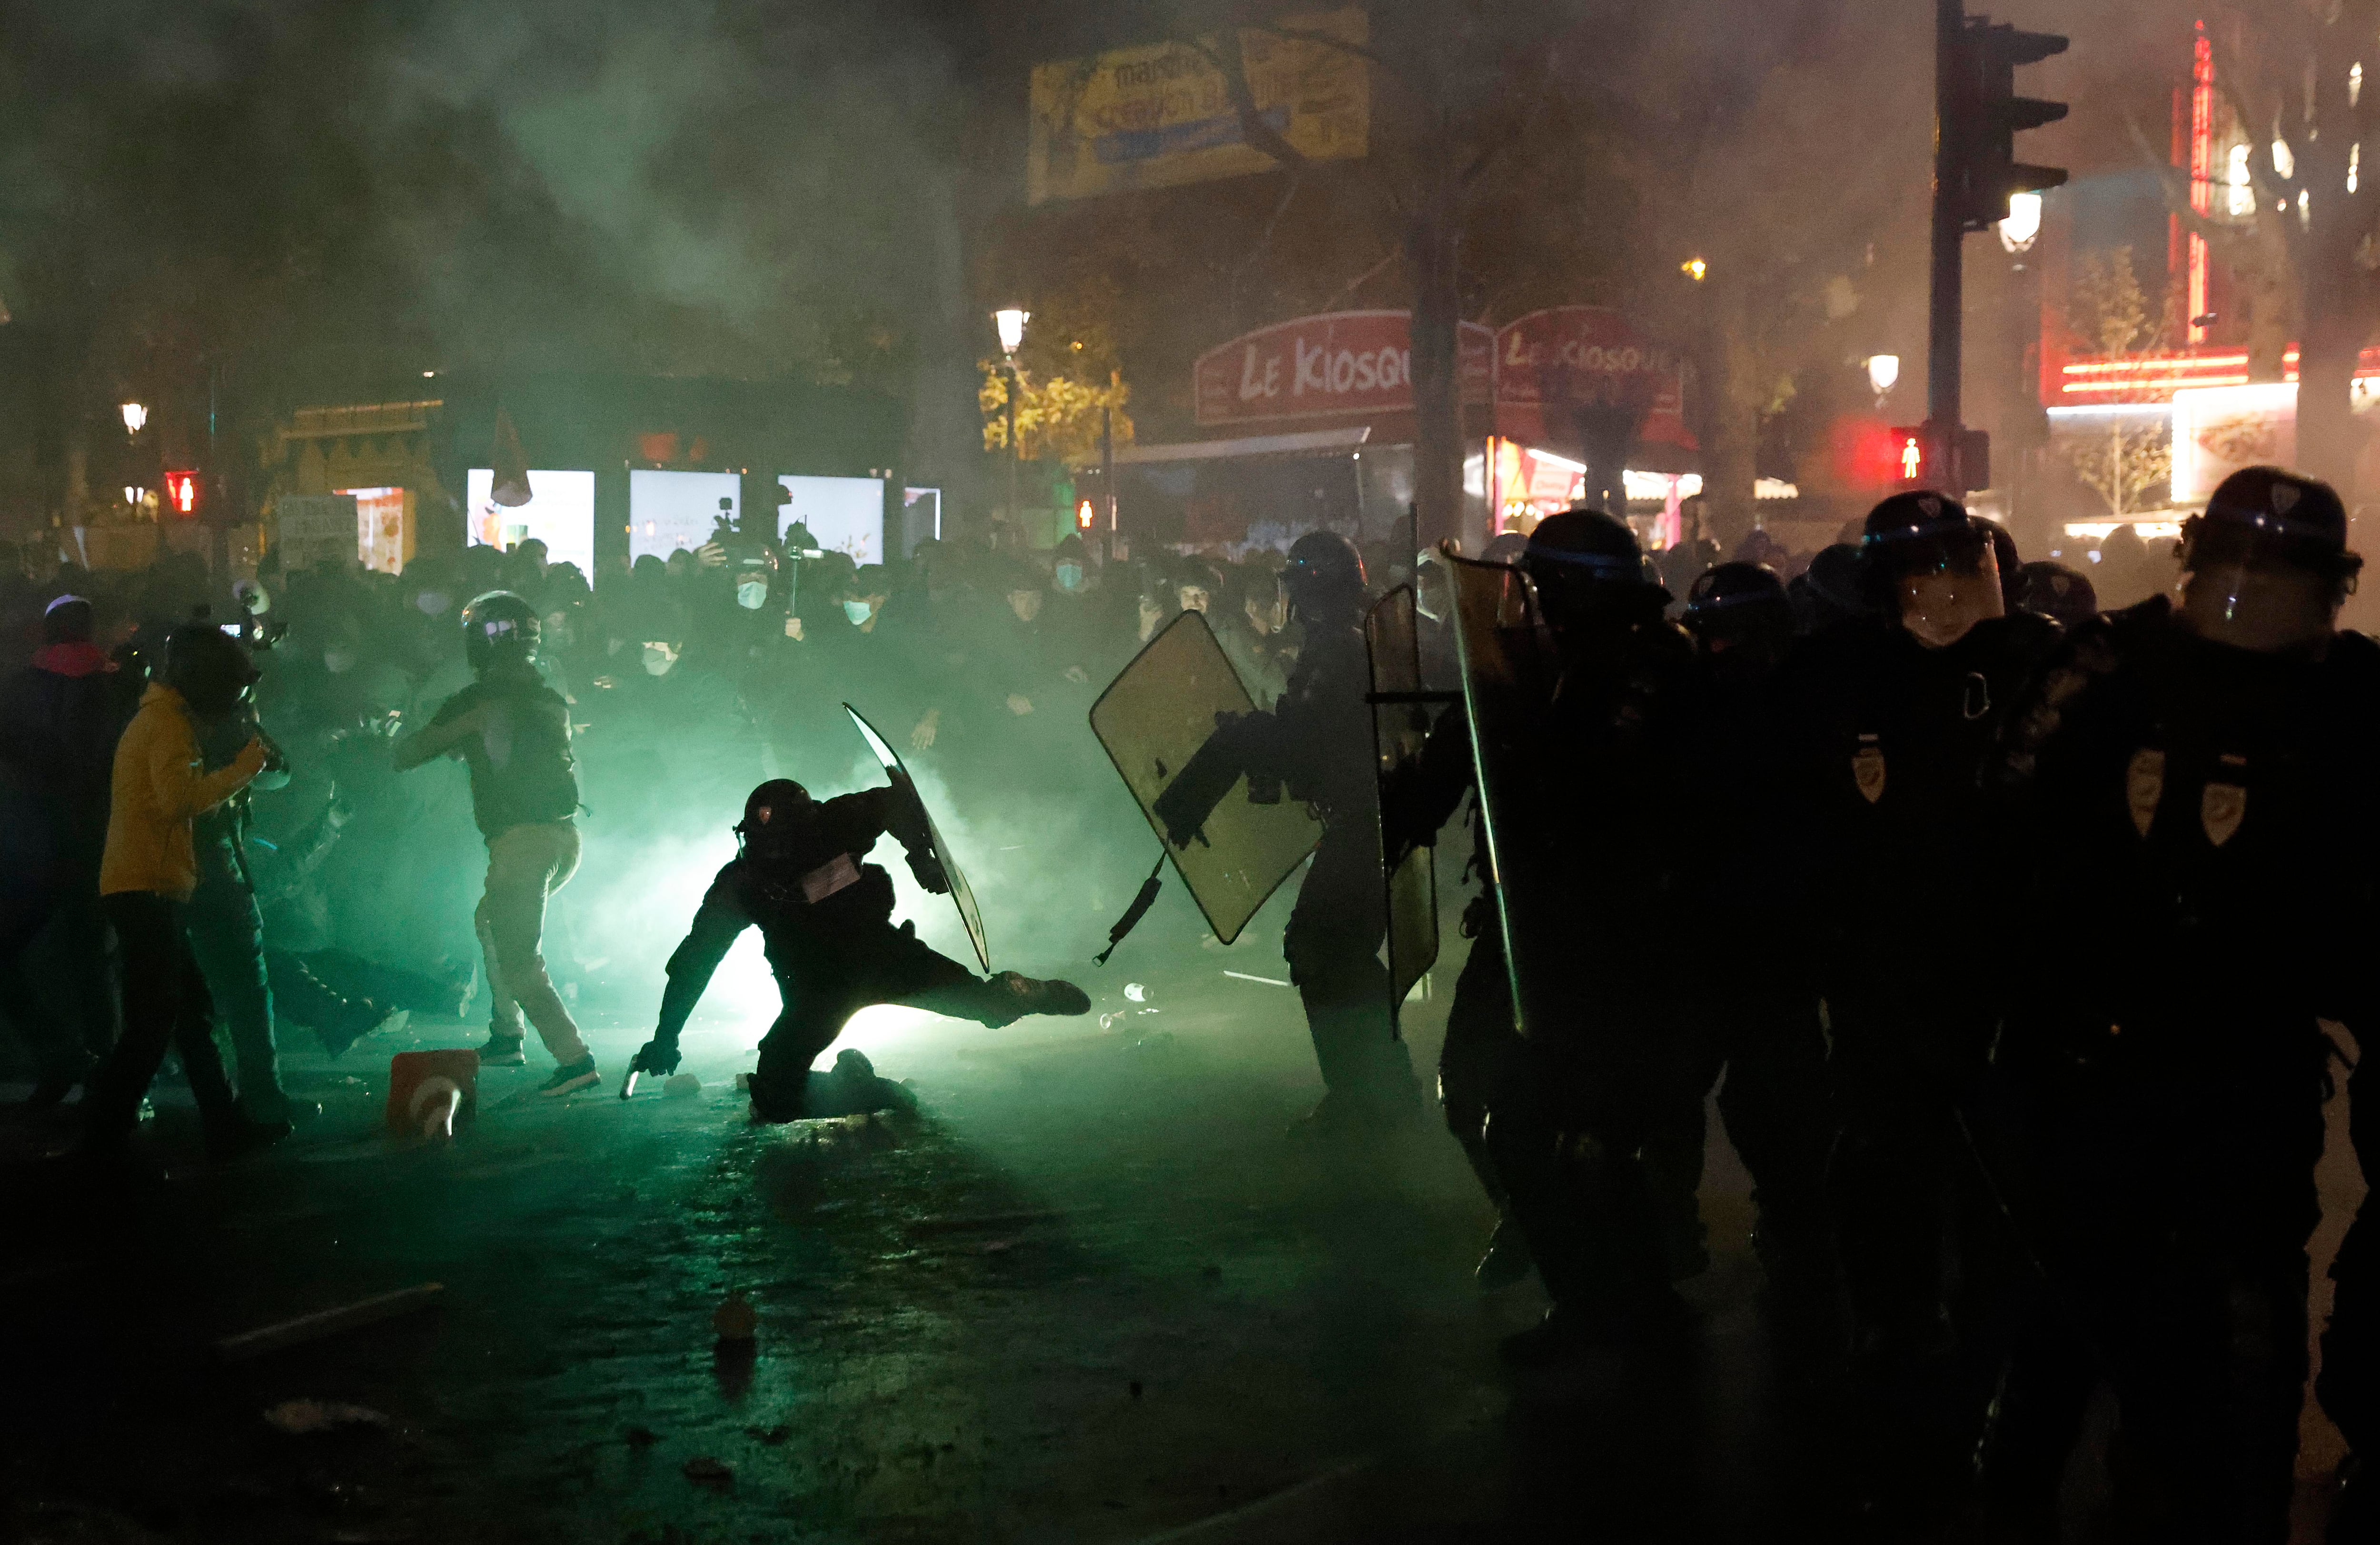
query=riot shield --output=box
[1089,611,1323,945]
[1366,584,1440,1026]
[844,703,991,974]
[1442,555,1563,1039]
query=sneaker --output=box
[537,1057,600,1097]
[477,1034,527,1066]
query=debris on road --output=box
[713,1291,758,1342]
[217,1283,445,1362]
[262,1400,391,1435]
[663,1073,703,1097]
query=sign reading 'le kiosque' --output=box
[1194,312,1496,429]
[1027,8,1368,205]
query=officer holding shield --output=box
[626,776,1090,1121]
[1153,531,1421,1136]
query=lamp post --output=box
[993,307,1029,528]
[1998,192,2045,541]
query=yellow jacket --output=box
[100,683,265,901]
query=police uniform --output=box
[1981,474,2380,1538]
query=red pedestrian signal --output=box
[1892,429,1927,485]
[1076,498,1096,530]
[164,468,201,518]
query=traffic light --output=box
[1947,18,2068,233]
[1076,498,1096,531]
[1890,424,1993,493]
[163,468,201,519]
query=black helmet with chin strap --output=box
[2185,466,2362,587]
[461,590,541,674]
[735,778,816,858]
[1521,508,1664,630]
[1283,530,1367,622]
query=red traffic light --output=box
[1076,498,1096,530]
[1891,429,1928,485]
[164,468,201,518]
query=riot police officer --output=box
[625,778,1089,1121]
[1668,563,1834,1309]
[1401,510,1699,1357]
[1156,530,1421,1135]
[1771,494,2058,1363]
[1978,468,2380,1541]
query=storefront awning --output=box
[1102,427,1373,467]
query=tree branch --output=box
[1188,33,1314,172]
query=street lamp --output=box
[992,308,1029,525]
[1680,257,1708,283]
[120,401,148,435]
[1866,354,1902,402]
[1998,191,2043,255]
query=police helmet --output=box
[1522,508,1652,588]
[1283,530,1367,619]
[2183,467,2362,588]
[736,778,815,853]
[1683,561,1791,637]
[2013,561,2099,629]
[461,590,540,674]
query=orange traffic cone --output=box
[385,1049,480,1140]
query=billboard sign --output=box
[1028,7,1368,205]
[1495,307,1695,454]
[274,494,360,573]
[630,469,740,561]
[2170,384,2297,505]
[1194,311,1495,428]
[466,468,597,579]
[777,475,885,565]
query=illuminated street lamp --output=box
[1866,354,1902,402]
[1998,191,2043,255]
[1680,257,1708,283]
[992,308,1030,522]
[120,401,148,435]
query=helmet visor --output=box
[2179,558,2337,652]
[1895,538,2003,649]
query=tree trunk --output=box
[1701,282,1760,555]
[1408,163,1465,553]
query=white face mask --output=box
[842,599,873,625]
[736,579,769,610]
[642,643,676,677]
[1055,562,1084,592]
[323,649,357,675]
[415,590,451,617]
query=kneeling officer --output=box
[628,777,1089,1120]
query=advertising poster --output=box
[339,486,409,575]
[466,468,598,578]
[630,469,741,562]
[777,475,885,565]
[1028,8,1368,205]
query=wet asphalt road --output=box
[0,935,2361,1544]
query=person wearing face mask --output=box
[1766,491,2061,1505]
[76,622,284,1166]
[394,592,595,1095]
[1975,468,2380,1543]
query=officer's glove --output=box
[907,850,952,895]
[627,1038,681,1077]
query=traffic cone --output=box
[385,1049,480,1140]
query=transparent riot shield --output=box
[845,703,991,974]
[1366,584,1440,1027]
[1442,555,1563,1039]
[1089,611,1324,945]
